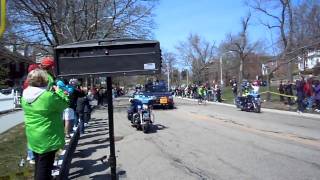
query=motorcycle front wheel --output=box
[254,103,261,113]
[142,123,149,133]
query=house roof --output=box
[0,46,34,64]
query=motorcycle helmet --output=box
[69,78,79,86]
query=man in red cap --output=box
[39,56,55,89]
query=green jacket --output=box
[47,73,55,89]
[21,87,68,154]
[198,87,206,96]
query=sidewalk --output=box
[68,109,112,179]
[0,110,23,134]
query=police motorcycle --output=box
[127,93,155,133]
[236,81,261,113]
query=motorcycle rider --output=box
[127,98,143,121]
[242,81,260,109]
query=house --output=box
[298,49,320,71]
[0,46,34,88]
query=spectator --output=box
[23,64,39,90]
[76,89,90,134]
[84,91,92,126]
[285,81,293,105]
[21,69,68,180]
[97,87,104,105]
[215,84,222,102]
[304,78,314,111]
[231,78,238,99]
[314,80,320,112]
[278,80,285,102]
[68,79,80,129]
[22,63,39,165]
[57,80,75,138]
[296,80,305,113]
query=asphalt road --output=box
[69,97,320,180]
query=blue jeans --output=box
[27,148,34,160]
[78,113,85,134]
[306,96,313,109]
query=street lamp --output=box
[167,65,170,91]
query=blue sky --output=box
[154,0,273,53]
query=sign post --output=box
[0,0,6,37]
[106,76,117,179]
[54,39,162,180]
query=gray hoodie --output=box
[22,86,47,103]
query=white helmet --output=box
[69,79,78,86]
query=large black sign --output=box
[54,39,161,77]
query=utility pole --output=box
[220,56,223,87]
[167,66,170,91]
[186,70,189,87]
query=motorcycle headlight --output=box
[143,104,148,110]
[137,105,142,109]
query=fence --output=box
[0,90,20,113]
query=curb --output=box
[0,108,22,116]
[175,97,320,119]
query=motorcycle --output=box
[236,93,261,113]
[127,94,155,133]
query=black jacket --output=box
[76,96,90,114]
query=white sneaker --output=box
[29,160,35,164]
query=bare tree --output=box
[292,1,320,47]
[248,0,295,81]
[162,51,177,88]
[222,13,260,88]
[7,0,158,48]
[176,33,216,84]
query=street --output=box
[69,97,320,180]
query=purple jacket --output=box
[314,85,320,100]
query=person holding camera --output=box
[21,69,69,180]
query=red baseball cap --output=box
[40,56,55,69]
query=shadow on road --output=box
[147,124,168,134]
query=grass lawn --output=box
[0,123,33,180]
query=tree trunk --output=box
[239,59,243,84]
[267,74,271,101]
